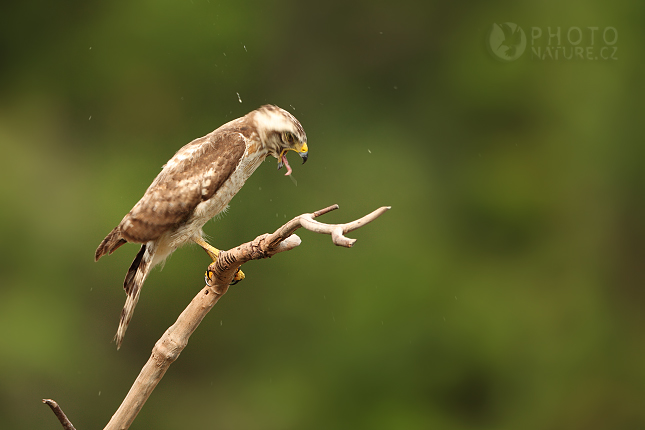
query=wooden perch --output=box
[45,204,390,430]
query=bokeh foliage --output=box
[0,0,643,429]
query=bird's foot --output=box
[230,267,245,285]
[195,236,244,286]
[205,266,245,287]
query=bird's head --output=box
[253,105,308,176]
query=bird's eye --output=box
[283,132,294,144]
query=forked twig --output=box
[45,204,390,430]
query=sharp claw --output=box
[205,269,214,287]
[230,267,244,285]
[206,268,243,286]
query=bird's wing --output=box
[119,130,247,243]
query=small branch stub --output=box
[313,204,339,217]
[43,399,76,430]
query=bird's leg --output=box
[193,236,245,286]
[193,236,220,260]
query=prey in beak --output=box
[277,141,308,176]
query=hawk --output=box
[95,105,308,349]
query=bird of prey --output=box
[95,105,308,349]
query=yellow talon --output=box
[205,267,245,286]
[195,236,245,286]
[233,268,245,283]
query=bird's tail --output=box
[95,226,127,261]
[115,243,155,349]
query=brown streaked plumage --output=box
[95,105,308,349]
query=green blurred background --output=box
[1,1,643,429]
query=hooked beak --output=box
[297,141,308,164]
[277,142,308,171]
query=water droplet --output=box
[236,92,242,103]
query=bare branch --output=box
[52,204,388,430]
[103,285,228,430]
[208,205,391,290]
[43,399,76,430]
[300,205,391,247]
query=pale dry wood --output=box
[46,204,390,430]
